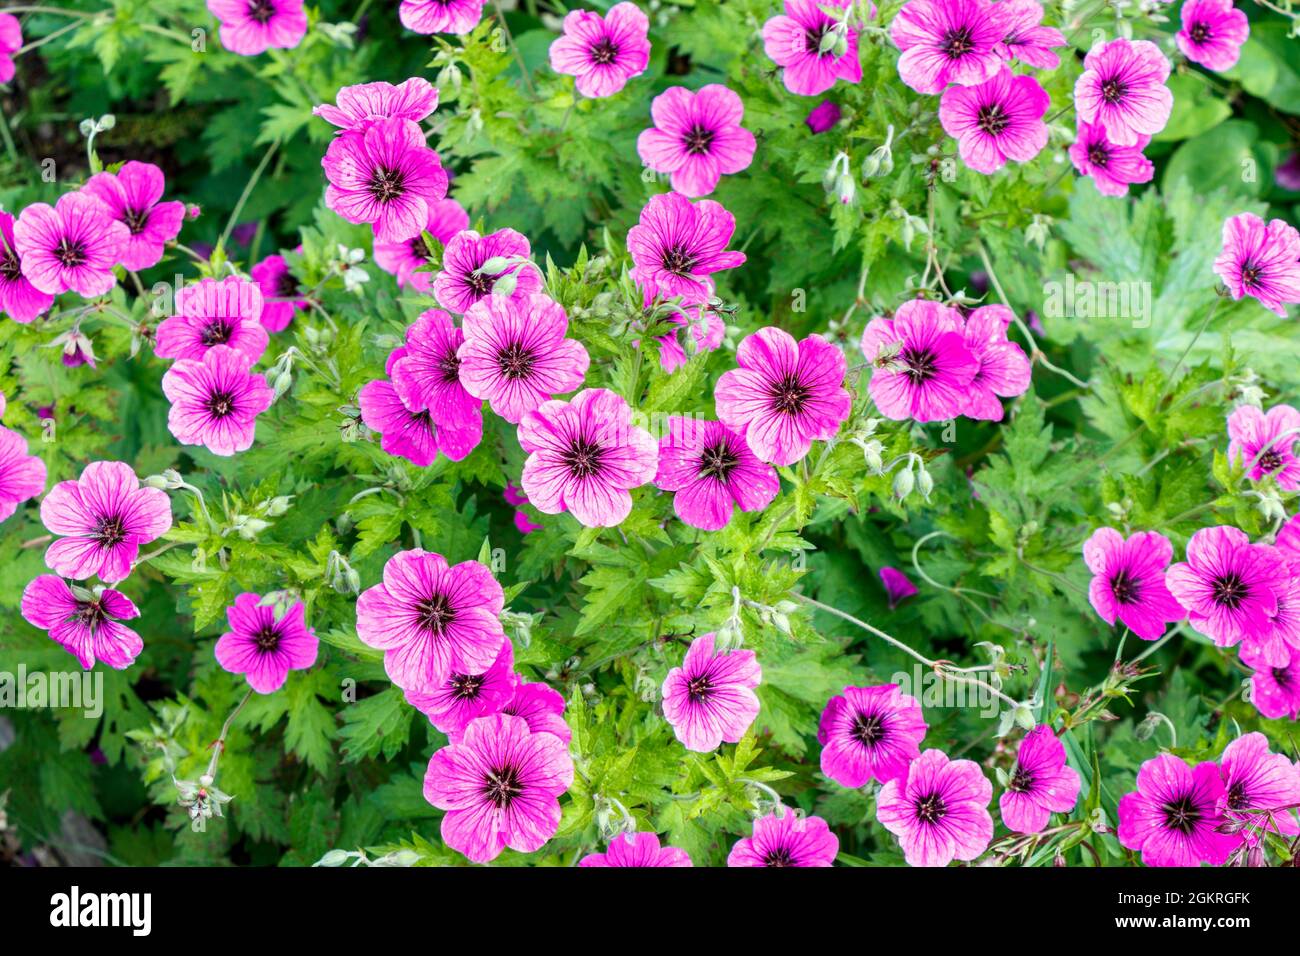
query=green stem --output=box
[219,138,280,254]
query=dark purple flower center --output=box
[55,238,87,268]
[851,711,884,747]
[1273,666,1293,688]
[416,592,456,634]
[368,166,407,205]
[1008,765,1034,793]
[495,341,535,380]
[1240,262,1262,288]
[247,0,276,24]
[901,346,939,384]
[465,267,495,297]
[200,319,234,347]
[1258,448,1283,474]
[409,234,432,260]
[122,206,151,235]
[763,845,796,866]
[684,125,714,155]
[1162,795,1201,833]
[686,673,713,703]
[276,271,300,298]
[0,250,21,282]
[254,625,280,652]
[1110,568,1141,605]
[941,26,975,59]
[1101,78,1128,104]
[74,599,107,632]
[439,346,461,383]
[482,764,524,809]
[768,373,811,416]
[1088,143,1110,168]
[1226,782,1250,811]
[1190,21,1211,44]
[915,792,947,824]
[205,389,237,419]
[451,673,485,700]
[95,514,128,548]
[661,244,697,276]
[590,37,619,65]
[698,441,739,481]
[804,23,833,55]
[562,437,605,479]
[1211,573,1248,609]
[976,104,1008,136]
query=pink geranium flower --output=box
[373,198,469,293]
[890,0,1009,96]
[490,678,571,745]
[322,117,448,243]
[400,0,485,34]
[860,299,979,423]
[0,211,54,323]
[14,192,128,297]
[0,425,46,523]
[1213,213,1300,317]
[876,748,993,866]
[549,2,651,99]
[518,388,657,528]
[423,713,574,863]
[391,309,482,426]
[715,327,851,466]
[215,593,318,694]
[40,460,171,583]
[207,0,307,56]
[21,575,142,670]
[1068,121,1154,197]
[580,831,692,867]
[162,345,274,456]
[661,632,761,752]
[81,161,185,272]
[405,637,515,735]
[880,567,918,608]
[939,68,1049,175]
[433,228,543,315]
[960,304,1032,420]
[1117,754,1237,867]
[1082,528,1187,641]
[1073,38,1173,147]
[727,812,839,867]
[0,13,21,84]
[627,192,746,307]
[999,725,1081,834]
[805,100,843,134]
[762,0,865,97]
[1242,642,1300,720]
[249,253,306,332]
[654,416,779,531]
[1219,732,1300,843]
[1166,526,1290,649]
[1176,0,1249,72]
[156,276,268,363]
[636,85,757,198]
[997,0,1065,69]
[361,346,481,465]
[355,549,505,692]
[818,684,927,788]
[1227,403,1300,489]
[313,77,439,131]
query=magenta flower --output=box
[1219,732,1300,842]
[21,575,142,670]
[81,161,185,272]
[715,327,851,466]
[156,276,268,363]
[1117,754,1236,867]
[997,0,1065,69]
[661,632,761,752]
[433,228,543,315]
[1213,213,1300,318]
[1068,121,1154,197]
[423,713,574,863]
[1278,152,1300,192]
[880,567,918,608]
[493,679,572,745]
[627,192,746,307]
[0,425,46,523]
[14,192,128,297]
[405,637,515,735]
[1166,526,1290,649]
[0,211,54,324]
[1242,643,1300,720]
[518,388,657,528]
[654,416,779,532]
[876,748,993,866]
[249,253,305,332]
[960,305,1031,420]
[728,812,839,867]
[322,117,448,243]
[459,294,590,425]
[162,345,274,456]
[400,0,485,34]
[39,460,171,583]
[360,347,480,465]
[860,299,979,423]
[391,309,482,426]
[1227,403,1300,489]
[313,77,439,131]
[999,725,1081,834]
[580,832,692,867]
[1073,38,1173,147]
[1177,0,1249,72]
[1082,528,1187,641]
[805,100,842,134]
[818,684,927,788]
[549,2,651,99]
[0,13,20,84]
[207,0,306,55]
[355,549,505,692]
[890,0,1009,96]
[373,198,469,293]
[215,593,318,694]
[762,0,864,97]
[636,85,757,198]
[939,68,1049,174]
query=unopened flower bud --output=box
[491,271,518,297]
[893,465,915,499]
